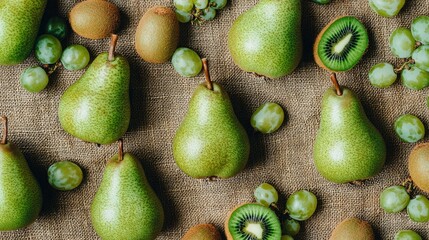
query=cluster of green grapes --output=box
[173,0,227,23]
[20,17,90,93]
[254,183,318,240]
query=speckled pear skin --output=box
[0,0,46,65]
[173,83,250,179]
[228,0,302,79]
[58,52,130,145]
[0,142,42,230]
[90,153,164,240]
[313,87,386,183]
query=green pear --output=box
[0,0,47,65]
[91,140,164,240]
[0,116,42,230]
[173,59,250,179]
[58,35,130,145]
[313,87,386,183]
[228,0,302,79]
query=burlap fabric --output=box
[0,0,428,239]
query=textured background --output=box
[0,0,428,239]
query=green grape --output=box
[35,34,62,64]
[254,183,279,207]
[194,0,209,9]
[401,65,429,90]
[174,0,194,12]
[412,45,429,72]
[286,190,317,221]
[282,218,300,236]
[19,66,49,93]
[210,0,227,9]
[394,114,425,143]
[389,28,415,58]
[250,102,284,134]
[171,47,202,77]
[369,0,405,18]
[394,230,422,240]
[368,62,397,88]
[61,44,90,71]
[48,161,83,191]
[311,0,331,4]
[44,16,68,40]
[200,7,217,21]
[407,195,429,222]
[281,236,294,240]
[175,9,192,23]
[411,16,429,45]
[379,185,410,213]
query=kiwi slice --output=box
[225,203,281,240]
[314,16,369,72]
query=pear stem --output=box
[330,73,342,96]
[108,34,119,62]
[118,139,123,162]
[202,58,213,90]
[0,116,7,145]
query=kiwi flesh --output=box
[181,224,222,240]
[225,203,281,240]
[314,16,369,72]
[329,217,375,240]
[408,142,429,193]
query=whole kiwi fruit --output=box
[135,6,179,63]
[69,0,120,40]
[314,16,369,72]
[225,203,281,240]
[408,142,429,193]
[329,217,375,240]
[181,224,222,240]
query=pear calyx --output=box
[0,116,7,145]
[202,58,213,90]
[108,34,119,61]
[330,73,343,96]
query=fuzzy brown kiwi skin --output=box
[313,16,368,73]
[329,217,375,240]
[408,142,429,193]
[181,224,222,240]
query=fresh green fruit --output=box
[20,66,49,93]
[0,0,47,65]
[135,6,180,64]
[228,0,302,78]
[182,224,222,240]
[314,16,369,72]
[394,114,425,143]
[254,183,279,207]
[200,7,217,21]
[407,195,429,222]
[172,47,203,77]
[0,116,43,230]
[61,44,90,71]
[174,0,194,12]
[401,65,429,90]
[379,185,410,213]
[58,35,130,145]
[282,218,300,236]
[225,203,282,240]
[368,62,397,88]
[194,0,209,9]
[394,230,422,240]
[368,0,406,18]
[313,87,386,183]
[175,9,193,23]
[35,34,62,64]
[44,16,68,40]
[251,102,285,134]
[48,161,83,191]
[69,0,120,39]
[412,45,429,72]
[411,16,429,45]
[281,236,294,240]
[329,218,375,240]
[286,190,317,221]
[91,141,164,239]
[210,0,227,10]
[173,60,249,179]
[312,0,331,4]
[389,28,415,58]
[408,143,429,193]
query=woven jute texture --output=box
[0,0,428,239]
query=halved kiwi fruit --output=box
[314,16,369,72]
[225,203,281,240]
